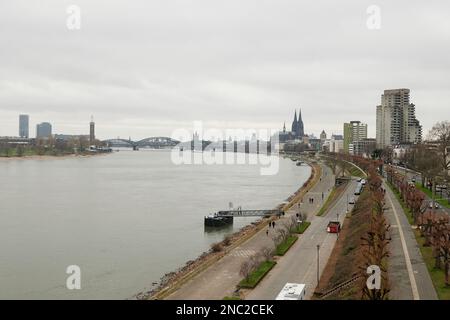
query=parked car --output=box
[348,197,355,204]
[429,202,440,209]
[361,179,366,185]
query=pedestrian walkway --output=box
[383,181,438,300]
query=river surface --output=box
[0,150,310,299]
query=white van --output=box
[275,283,306,300]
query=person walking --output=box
[266,229,269,236]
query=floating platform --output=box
[204,209,282,227]
[204,215,233,227]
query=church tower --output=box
[297,109,304,138]
[291,110,298,136]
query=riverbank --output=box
[138,161,320,300]
[0,152,109,161]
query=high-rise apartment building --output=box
[343,121,368,153]
[36,122,52,139]
[376,88,422,148]
[19,114,29,138]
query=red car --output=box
[327,221,341,233]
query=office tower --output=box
[19,114,29,138]
[36,122,52,139]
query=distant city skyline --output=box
[1,1,449,140]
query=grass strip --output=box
[317,187,339,216]
[275,235,298,256]
[292,221,311,234]
[238,260,277,289]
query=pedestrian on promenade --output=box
[322,192,324,200]
[273,221,276,228]
[266,229,269,236]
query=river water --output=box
[0,150,310,299]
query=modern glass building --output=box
[19,114,29,138]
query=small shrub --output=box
[223,235,232,246]
[211,242,223,252]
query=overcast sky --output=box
[0,0,449,140]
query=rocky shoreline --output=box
[0,153,107,161]
[133,161,318,300]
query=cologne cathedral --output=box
[279,109,305,142]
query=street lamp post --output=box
[346,194,349,213]
[316,244,320,285]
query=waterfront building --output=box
[19,114,29,138]
[343,121,368,153]
[36,122,52,139]
[376,88,422,148]
[323,134,344,153]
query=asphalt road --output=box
[246,168,357,300]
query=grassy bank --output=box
[386,182,415,225]
[347,166,366,178]
[314,188,372,299]
[317,187,337,216]
[275,235,298,256]
[415,183,450,209]
[415,231,450,300]
[238,261,276,289]
[316,183,348,217]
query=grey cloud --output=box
[0,0,449,139]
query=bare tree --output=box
[260,245,275,261]
[239,260,254,281]
[428,121,450,181]
[285,216,297,233]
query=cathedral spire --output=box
[291,110,298,135]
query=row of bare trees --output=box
[239,216,300,282]
[360,166,391,299]
[239,245,275,282]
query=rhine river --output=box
[0,150,311,299]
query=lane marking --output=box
[385,185,420,300]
